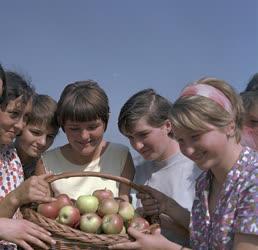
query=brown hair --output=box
[27,94,59,135]
[118,88,173,136]
[171,77,244,143]
[57,80,110,130]
[240,90,258,114]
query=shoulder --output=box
[107,142,129,154]
[175,153,202,177]
[0,144,19,161]
[42,147,61,158]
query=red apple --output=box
[97,198,119,217]
[118,201,135,221]
[102,214,124,234]
[92,188,114,202]
[37,202,59,219]
[55,194,73,209]
[128,217,150,231]
[79,213,102,233]
[76,195,99,214]
[37,193,73,219]
[57,205,80,227]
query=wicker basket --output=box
[21,171,159,250]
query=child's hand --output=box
[13,173,56,206]
[137,185,169,216]
[0,218,56,250]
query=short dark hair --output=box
[118,88,173,135]
[245,73,258,92]
[240,90,258,113]
[27,94,59,135]
[2,71,34,109]
[57,80,110,130]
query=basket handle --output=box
[46,171,148,194]
[47,171,161,225]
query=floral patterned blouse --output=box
[0,144,24,249]
[190,147,258,249]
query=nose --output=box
[37,135,47,147]
[14,117,25,134]
[81,129,90,140]
[130,138,144,151]
[180,143,195,159]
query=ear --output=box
[225,120,236,137]
[163,119,173,135]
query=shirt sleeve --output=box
[234,168,258,235]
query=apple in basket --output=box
[92,188,114,202]
[118,201,135,221]
[128,216,150,231]
[80,213,102,233]
[76,195,99,214]
[37,194,73,219]
[57,205,80,227]
[97,198,119,217]
[102,214,124,234]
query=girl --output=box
[15,94,59,179]
[110,77,258,250]
[0,69,55,249]
[118,88,201,245]
[35,80,135,201]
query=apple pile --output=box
[37,188,150,235]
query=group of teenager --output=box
[0,63,257,250]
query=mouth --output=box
[77,140,92,146]
[190,152,206,162]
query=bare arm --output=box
[0,174,55,217]
[233,233,258,250]
[0,218,56,250]
[119,152,135,202]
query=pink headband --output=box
[180,83,232,113]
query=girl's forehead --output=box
[6,96,25,110]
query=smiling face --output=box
[63,119,105,157]
[0,96,31,145]
[125,117,172,161]
[174,125,230,171]
[16,123,57,158]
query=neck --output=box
[62,140,107,165]
[156,138,181,162]
[211,140,242,185]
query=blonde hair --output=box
[170,77,244,142]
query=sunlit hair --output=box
[57,80,110,131]
[118,88,173,136]
[28,94,59,135]
[171,77,244,143]
[240,90,258,114]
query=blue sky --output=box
[1,0,257,157]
